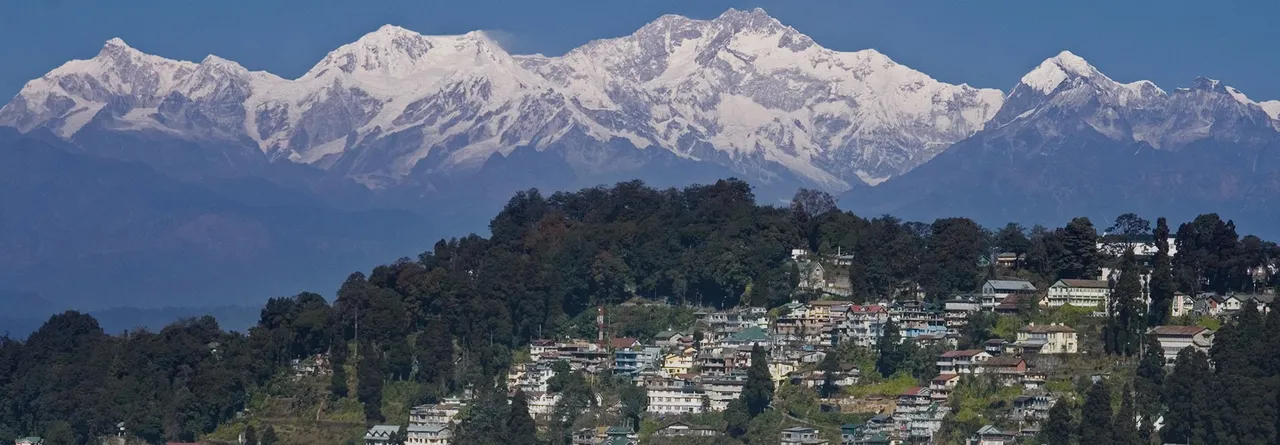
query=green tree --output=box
[1163,348,1212,445]
[357,341,385,422]
[455,386,512,445]
[1134,335,1165,424]
[244,424,257,445]
[743,344,774,417]
[1113,385,1141,445]
[724,398,750,438]
[921,217,986,298]
[1040,398,1074,445]
[260,425,279,445]
[619,382,648,429]
[1104,251,1145,356]
[1079,380,1114,445]
[819,350,840,398]
[876,319,902,377]
[1059,217,1100,279]
[507,390,538,445]
[329,338,350,400]
[1147,217,1176,326]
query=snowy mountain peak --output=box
[304,26,508,80]
[1020,50,1100,94]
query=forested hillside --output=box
[1,179,1278,444]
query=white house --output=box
[1043,279,1110,308]
[936,349,992,374]
[981,280,1037,310]
[647,386,705,414]
[1015,323,1078,354]
[1149,325,1214,365]
[406,424,452,445]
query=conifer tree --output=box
[743,343,774,416]
[1040,398,1074,445]
[1134,334,1165,424]
[1113,384,1141,445]
[876,319,902,377]
[1105,251,1145,356]
[1163,348,1212,445]
[243,424,257,445]
[507,390,538,445]
[1147,217,1176,326]
[260,425,279,445]
[329,338,349,400]
[357,340,385,422]
[819,350,840,398]
[1079,380,1115,445]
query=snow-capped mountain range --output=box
[0,8,1004,191]
[2,8,1279,199]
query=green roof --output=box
[727,326,769,342]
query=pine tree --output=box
[1079,380,1115,445]
[357,341,385,422]
[1147,217,1176,326]
[743,344,774,417]
[1105,251,1145,356]
[876,319,902,377]
[819,350,840,398]
[456,385,512,445]
[1040,398,1074,445]
[506,390,538,445]
[1113,385,1141,445]
[1163,348,1212,445]
[1134,334,1165,424]
[243,424,257,445]
[329,338,349,400]
[260,425,279,445]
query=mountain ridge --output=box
[0,8,1005,193]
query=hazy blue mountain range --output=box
[3,8,1279,318]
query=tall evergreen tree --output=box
[1134,334,1166,424]
[243,424,257,445]
[456,386,512,445]
[876,319,902,377]
[1105,251,1146,356]
[1163,348,1212,445]
[1147,217,1176,326]
[1113,385,1141,445]
[743,344,774,417]
[506,390,538,445]
[1079,380,1115,445]
[1040,398,1074,445]
[357,341,385,422]
[260,425,279,445]
[819,350,840,398]
[1059,217,1101,279]
[619,382,648,430]
[329,338,350,400]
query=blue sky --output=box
[2,0,1278,101]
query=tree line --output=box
[1,180,1277,443]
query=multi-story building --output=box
[1015,323,1078,354]
[701,378,745,411]
[890,301,947,340]
[981,280,1037,310]
[936,350,992,375]
[781,427,829,445]
[929,373,960,402]
[406,424,452,445]
[1044,279,1111,308]
[1149,325,1214,365]
[646,382,706,415]
[662,349,695,376]
[944,297,981,336]
[409,403,464,426]
[838,305,889,348]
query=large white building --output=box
[647,386,705,415]
[1043,279,1111,308]
[1149,325,1214,365]
[981,280,1037,310]
[406,424,452,445]
[1015,323,1078,354]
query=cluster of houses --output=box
[362,393,470,445]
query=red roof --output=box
[610,337,639,349]
[932,373,960,382]
[940,349,985,358]
[1150,325,1211,336]
[902,386,925,396]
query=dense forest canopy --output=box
[2,179,1279,444]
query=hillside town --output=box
[349,243,1267,445]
